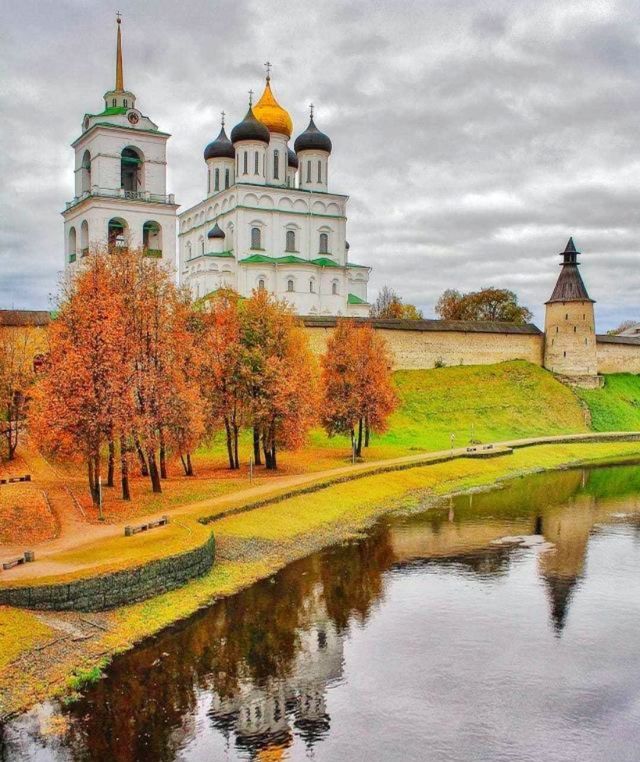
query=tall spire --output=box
[115,11,124,92]
[546,236,594,304]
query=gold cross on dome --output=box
[264,61,272,80]
[116,10,122,22]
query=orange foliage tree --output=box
[31,248,204,505]
[321,320,397,457]
[240,290,318,470]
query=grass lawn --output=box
[576,373,640,432]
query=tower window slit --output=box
[255,152,259,174]
[307,161,311,183]
[243,152,248,174]
[214,168,220,191]
[317,160,322,183]
[274,150,279,180]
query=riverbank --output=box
[2,437,640,720]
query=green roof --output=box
[239,253,348,268]
[204,250,234,258]
[346,262,370,269]
[348,293,368,305]
[311,257,341,268]
[94,106,128,116]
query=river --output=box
[2,463,640,761]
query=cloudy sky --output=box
[2,0,639,329]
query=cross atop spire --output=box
[115,11,124,91]
[248,89,254,107]
[221,110,225,128]
[264,61,272,81]
[309,102,314,119]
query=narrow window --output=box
[565,313,568,320]
[332,282,338,295]
[123,98,128,108]
[254,151,259,174]
[585,338,588,345]
[309,280,314,293]
[556,326,558,333]
[251,227,261,249]
[319,232,328,254]
[574,326,577,333]
[225,168,230,188]
[200,239,205,256]
[286,230,295,252]
[243,151,248,174]
[214,168,220,191]
[258,278,265,290]
[274,150,279,179]
[317,160,322,183]
[112,98,116,107]
[307,161,311,183]
[207,170,211,194]
[287,279,294,292]
[563,351,567,358]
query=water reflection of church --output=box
[209,581,344,756]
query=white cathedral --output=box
[63,16,371,317]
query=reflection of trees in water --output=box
[58,530,394,761]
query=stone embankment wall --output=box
[0,533,215,612]
[596,336,640,374]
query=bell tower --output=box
[543,238,598,384]
[62,14,178,268]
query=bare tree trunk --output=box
[253,426,262,466]
[120,438,131,501]
[186,452,194,476]
[233,425,240,470]
[356,417,364,457]
[135,438,149,477]
[147,450,162,493]
[107,440,115,487]
[364,417,370,448]
[224,417,237,470]
[159,430,167,479]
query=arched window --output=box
[286,230,296,252]
[186,241,192,260]
[273,150,280,180]
[80,220,89,257]
[68,227,77,262]
[123,98,128,108]
[225,168,230,189]
[307,161,312,183]
[251,227,261,249]
[254,152,259,174]
[287,279,294,292]
[121,147,143,193]
[319,233,329,254]
[243,151,248,174]
[317,160,322,183]
[309,279,315,293]
[258,278,265,290]
[332,281,338,295]
[107,217,128,248]
[80,151,91,194]
[200,237,205,256]
[143,221,162,256]
[214,168,220,191]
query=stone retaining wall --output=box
[0,533,215,612]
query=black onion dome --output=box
[287,148,299,168]
[207,223,225,239]
[294,117,332,154]
[204,127,235,161]
[230,107,270,145]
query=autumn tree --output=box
[435,287,533,324]
[31,248,205,504]
[194,289,246,470]
[608,319,638,336]
[321,321,397,457]
[0,326,42,460]
[370,286,423,320]
[240,290,318,470]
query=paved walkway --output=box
[1,431,639,581]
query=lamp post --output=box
[450,432,456,457]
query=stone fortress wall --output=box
[302,317,640,375]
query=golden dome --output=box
[253,79,293,138]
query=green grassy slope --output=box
[576,374,640,432]
[309,360,589,453]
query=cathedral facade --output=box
[63,17,371,317]
[178,73,370,315]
